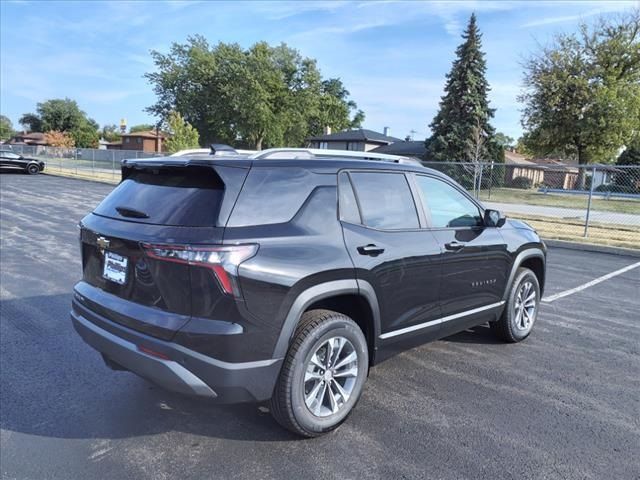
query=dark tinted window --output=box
[228,167,321,226]
[350,172,419,229]
[338,172,361,224]
[415,175,482,228]
[94,167,224,226]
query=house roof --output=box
[121,130,166,139]
[371,141,426,157]
[21,132,46,140]
[308,128,403,144]
[10,132,47,145]
[504,151,535,165]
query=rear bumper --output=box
[71,301,283,403]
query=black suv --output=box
[71,154,546,437]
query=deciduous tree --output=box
[164,111,200,153]
[101,124,121,142]
[129,124,155,133]
[44,130,75,148]
[520,10,640,187]
[0,115,14,140]
[19,113,42,132]
[19,98,100,147]
[145,36,364,149]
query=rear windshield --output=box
[94,167,224,226]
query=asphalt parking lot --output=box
[1,172,639,480]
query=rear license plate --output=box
[103,251,128,285]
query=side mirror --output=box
[484,209,506,228]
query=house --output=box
[503,152,582,189]
[528,158,579,190]
[591,164,621,189]
[504,151,544,186]
[7,132,48,146]
[371,140,426,159]
[307,127,402,152]
[109,130,166,152]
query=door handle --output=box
[357,244,385,256]
[445,241,465,252]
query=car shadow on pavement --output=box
[441,323,503,344]
[0,294,299,442]
[0,168,30,175]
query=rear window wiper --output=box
[115,206,149,219]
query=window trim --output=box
[411,173,486,230]
[340,168,425,232]
[337,171,362,224]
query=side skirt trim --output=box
[379,301,506,340]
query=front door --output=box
[412,174,510,335]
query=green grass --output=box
[515,213,640,249]
[478,188,640,215]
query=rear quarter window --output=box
[227,167,329,227]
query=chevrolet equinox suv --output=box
[71,153,546,437]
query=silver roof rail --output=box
[250,148,423,166]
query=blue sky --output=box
[1,0,638,142]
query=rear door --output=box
[411,174,510,334]
[339,170,442,345]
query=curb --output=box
[544,239,640,258]
[43,171,119,186]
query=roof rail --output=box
[250,148,423,166]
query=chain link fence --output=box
[422,161,640,248]
[2,145,638,248]
[3,144,162,183]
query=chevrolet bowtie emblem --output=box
[96,236,110,250]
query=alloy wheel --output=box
[303,336,358,418]
[513,280,537,332]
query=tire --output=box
[270,309,369,438]
[26,164,39,175]
[491,267,540,343]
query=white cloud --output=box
[521,0,638,27]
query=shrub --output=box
[594,184,639,194]
[511,176,533,189]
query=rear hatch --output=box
[78,159,250,339]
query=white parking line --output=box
[542,261,640,303]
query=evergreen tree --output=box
[425,14,499,163]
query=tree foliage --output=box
[145,36,364,149]
[0,115,14,140]
[19,113,42,133]
[19,98,99,147]
[71,123,99,148]
[129,124,155,133]
[520,10,640,171]
[101,124,121,142]
[425,14,501,162]
[44,130,75,148]
[616,137,640,166]
[164,111,200,153]
[494,132,515,149]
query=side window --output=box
[338,172,361,224]
[228,167,320,227]
[350,172,419,230]
[415,175,482,228]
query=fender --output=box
[502,248,546,301]
[272,279,381,359]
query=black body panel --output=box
[71,155,546,403]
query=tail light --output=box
[141,243,258,297]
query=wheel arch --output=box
[503,248,546,300]
[272,280,380,364]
